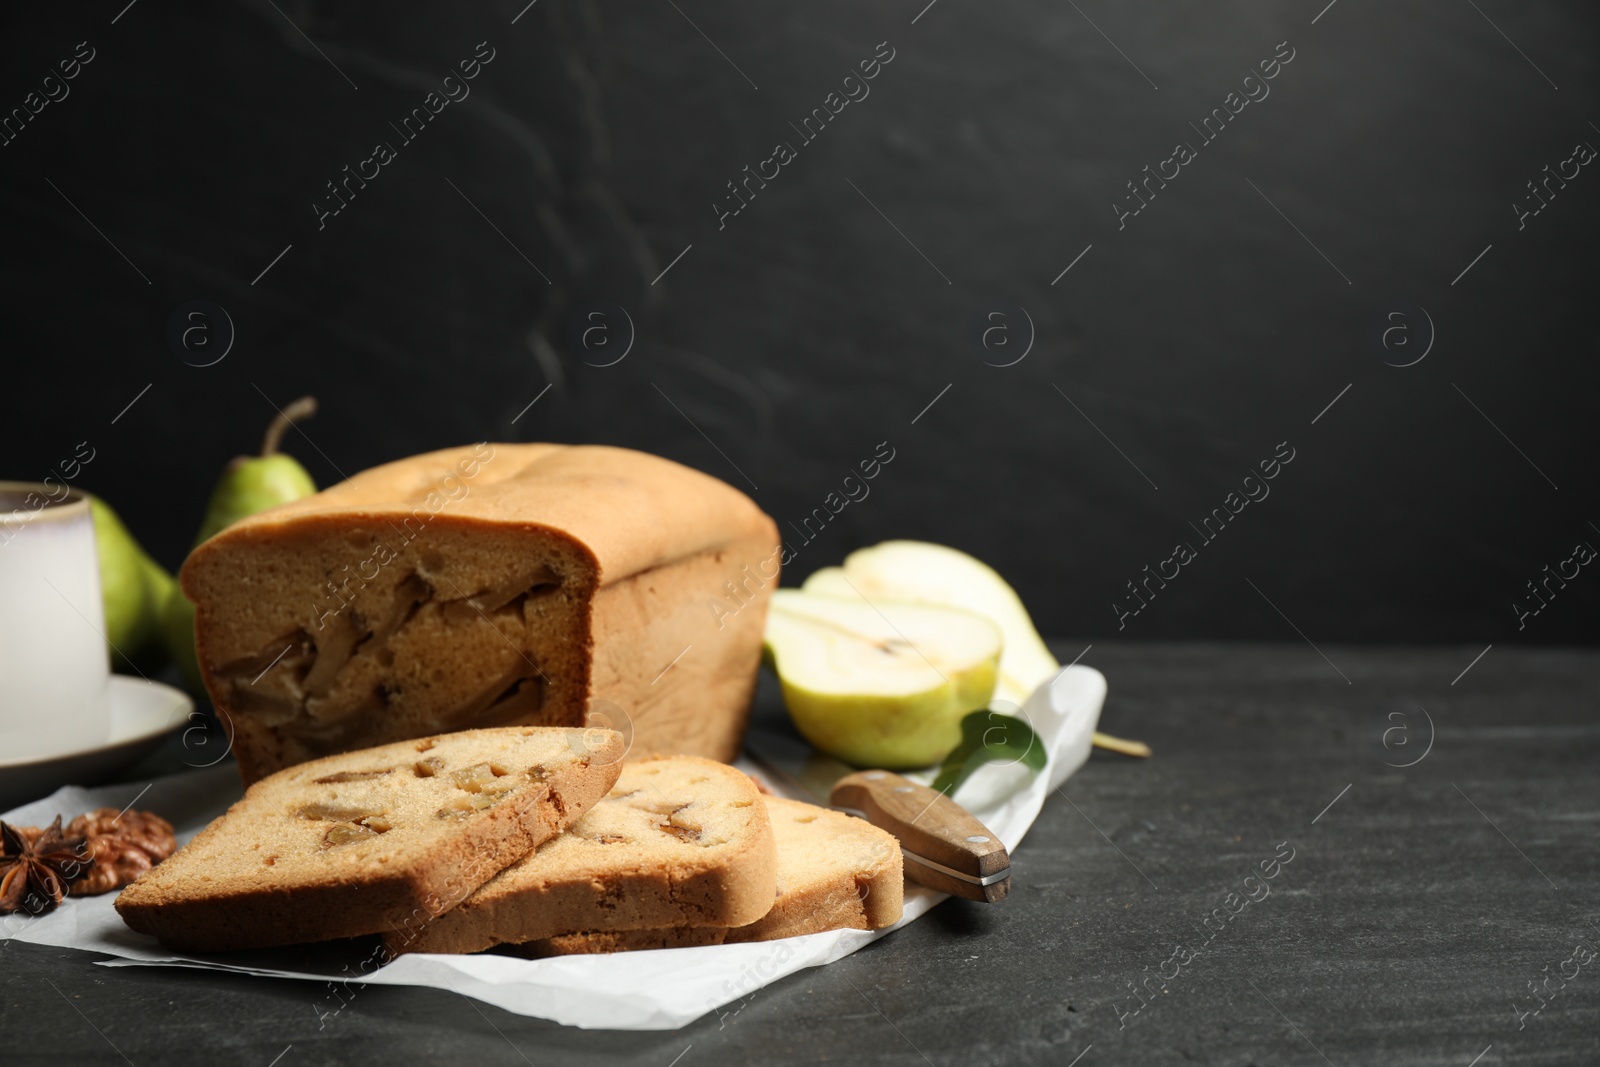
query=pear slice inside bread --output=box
[385,756,777,956]
[115,726,623,952]
[522,795,904,956]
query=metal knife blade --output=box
[744,729,1012,903]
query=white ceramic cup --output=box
[0,482,112,761]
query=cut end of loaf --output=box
[187,518,600,785]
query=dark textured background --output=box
[2,0,1598,643]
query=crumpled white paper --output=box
[0,666,1105,1030]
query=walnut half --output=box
[65,808,177,897]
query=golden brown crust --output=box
[114,727,622,953]
[585,548,768,763]
[190,444,772,589]
[386,756,777,956]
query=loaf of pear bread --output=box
[115,727,623,952]
[385,756,777,956]
[522,795,904,956]
[181,443,779,784]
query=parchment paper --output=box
[0,665,1105,1030]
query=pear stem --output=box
[1092,730,1152,758]
[261,396,318,457]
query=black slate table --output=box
[4,642,1596,1066]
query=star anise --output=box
[0,816,89,916]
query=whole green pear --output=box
[194,455,316,544]
[161,396,320,695]
[89,495,176,675]
[161,581,202,693]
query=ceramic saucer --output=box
[0,676,193,811]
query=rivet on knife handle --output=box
[829,770,1012,903]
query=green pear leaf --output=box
[930,710,1047,796]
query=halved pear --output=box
[89,495,176,675]
[802,541,1056,707]
[803,541,1150,757]
[764,589,1002,769]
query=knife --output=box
[744,730,1012,903]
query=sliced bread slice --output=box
[115,726,622,952]
[386,755,776,956]
[520,795,904,956]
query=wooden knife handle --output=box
[830,770,1011,903]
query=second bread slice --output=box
[526,795,905,955]
[116,726,622,952]
[386,756,777,955]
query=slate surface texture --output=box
[3,641,1595,1065]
